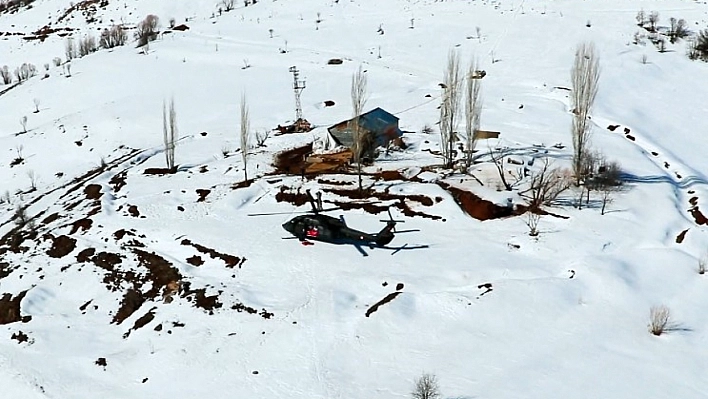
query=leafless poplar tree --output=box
[440,50,462,169]
[464,57,482,168]
[33,98,40,113]
[412,373,440,399]
[240,93,250,181]
[351,64,368,193]
[570,42,600,185]
[20,116,27,134]
[0,65,11,85]
[163,98,177,171]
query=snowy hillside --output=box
[2,0,708,398]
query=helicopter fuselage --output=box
[282,214,395,247]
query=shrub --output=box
[53,57,62,67]
[648,305,671,336]
[135,14,160,47]
[668,18,690,43]
[78,34,97,57]
[692,29,708,61]
[100,25,128,49]
[412,374,440,399]
[0,65,11,84]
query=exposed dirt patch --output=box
[41,212,61,225]
[327,58,344,65]
[651,151,658,156]
[181,282,222,314]
[144,167,177,175]
[70,218,93,234]
[275,186,310,206]
[180,239,245,268]
[676,229,689,244]
[134,250,182,299]
[127,205,140,217]
[196,189,211,202]
[95,357,107,368]
[439,182,520,221]
[478,283,493,297]
[365,292,402,317]
[79,299,93,312]
[113,229,135,241]
[109,171,128,193]
[0,290,30,325]
[273,144,312,175]
[626,134,635,141]
[46,235,77,258]
[76,248,96,263]
[172,24,190,31]
[113,289,145,325]
[690,207,707,226]
[186,255,204,266]
[232,179,254,189]
[231,302,274,319]
[324,100,335,107]
[84,184,102,200]
[689,197,698,206]
[11,331,29,344]
[607,125,619,131]
[124,307,157,338]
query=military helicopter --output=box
[249,190,427,256]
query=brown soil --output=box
[11,331,29,343]
[113,229,135,241]
[607,125,619,131]
[0,290,30,325]
[324,100,335,107]
[478,283,493,296]
[180,239,245,268]
[275,187,310,206]
[95,357,107,367]
[46,235,77,258]
[76,248,96,263]
[84,184,102,200]
[690,207,707,225]
[172,24,190,31]
[273,144,312,175]
[365,292,402,317]
[232,179,254,189]
[127,205,140,217]
[41,212,61,225]
[180,282,222,314]
[676,229,689,243]
[440,183,520,221]
[689,197,698,206]
[327,59,344,65]
[134,250,182,299]
[70,218,93,234]
[626,134,636,141]
[196,189,211,202]
[109,171,128,193]
[231,302,274,319]
[144,167,177,175]
[113,289,145,325]
[186,255,204,266]
[124,307,157,338]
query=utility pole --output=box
[289,66,306,121]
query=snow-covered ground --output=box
[2,0,708,398]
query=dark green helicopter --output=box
[250,190,427,256]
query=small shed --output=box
[327,107,403,159]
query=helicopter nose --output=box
[282,220,295,234]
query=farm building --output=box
[327,107,404,161]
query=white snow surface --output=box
[1,0,708,398]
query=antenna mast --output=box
[289,66,306,121]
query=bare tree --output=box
[489,146,513,191]
[163,98,177,171]
[648,11,659,31]
[255,130,270,147]
[78,34,97,57]
[221,0,235,12]
[20,116,27,134]
[33,98,40,113]
[240,93,250,181]
[27,170,37,190]
[648,305,671,336]
[136,15,160,47]
[521,158,572,210]
[699,252,707,275]
[570,42,600,185]
[100,25,128,49]
[525,211,541,237]
[0,65,11,85]
[636,9,646,27]
[351,64,368,193]
[412,374,440,399]
[440,50,462,169]
[65,37,77,61]
[464,57,482,168]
